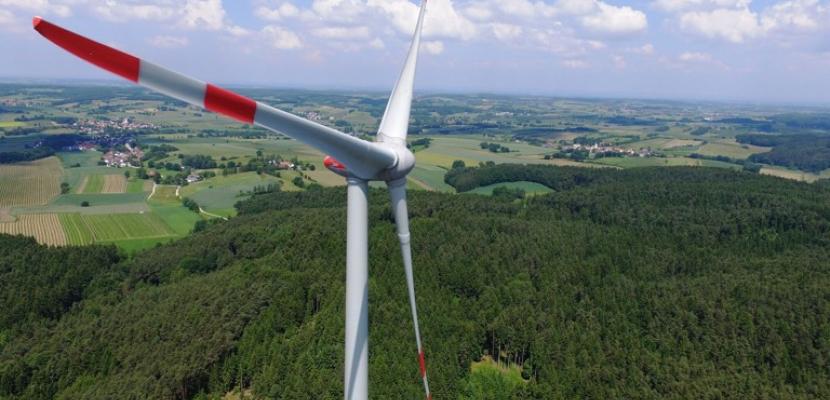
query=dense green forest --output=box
[737,134,830,173]
[2,165,830,399]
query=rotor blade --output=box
[376,0,428,146]
[32,16,397,180]
[388,179,431,400]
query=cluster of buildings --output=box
[102,144,144,168]
[563,142,653,157]
[72,117,156,135]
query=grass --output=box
[150,203,202,236]
[150,185,180,203]
[0,121,25,128]
[57,151,102,168]
[467,181,554,196]
[81,175,105,193]
[126,179,149,193]
[697,140,771,160]
[179,172,281,216]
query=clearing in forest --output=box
[59,212,175,245]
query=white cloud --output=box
[653,0,751,12]
[678,51,712,62]
[679,7,762,42]
[149,35,190,48]
[0,0,71,17]
[255,2,301,21]
[180,0,226,30]
[423,40,445,54]
[311,26,371,39]
[262,25,303,49]
[629,43,655,54]
[0,9,14,26]
[562,59,589,68]
[612,54,627,68]
[368,0,477,40]
[761,0,824,31]
[581,2,648,35]
[92,1,174,22]
[491,23,523,40]
[369,37,385,48]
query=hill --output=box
[2,166,830,399]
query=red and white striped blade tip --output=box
[32,16,42,29]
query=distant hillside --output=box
[2,166,830,399]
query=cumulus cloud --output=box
[491,23,523,40]
[149,35,190,48]
[0,0,72,17]
[664,0,828,43]
[311,26,371,39]
[678,51,712,62]
[255,2,301,21]
[561,59,589,68]
[679,7,762,42]
[629,43,655,54]
[423,40,445,54]
[581,2,648,34]
[262,25,303,49]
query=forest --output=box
[2,165,830,399]
[737,134,830,173]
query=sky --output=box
[1,0,829,103]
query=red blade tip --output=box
[32,16,43,29]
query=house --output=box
[186,174,202,183]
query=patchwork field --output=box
[0,213,66,246]
[78,174,127,193]
[102,174,127,193]
[59,212,176,245]
[0,157,62,207]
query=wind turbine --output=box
[33,2,432,399]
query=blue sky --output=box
[1,0,828,103]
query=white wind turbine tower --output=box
[33,2,432,399]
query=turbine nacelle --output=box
[324,144,415,181]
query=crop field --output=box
[59,212,175,245]
[0,157,62,207]
[467,181,554,196]
[0,213,66,246]
[58,151,102,168]
[101,175,127,193]
[408,164,455,192]
[150,204,202,235]
[79,175,104,193]
[0,121,25,128]
[126,179,150,193]
[149,185,180,203]
[697,140,771,159]
[180,172,281,216]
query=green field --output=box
[59,212,176,245]
[126,179,148,193]
[467,181,554,196]
[0,121,24,128]
[81,175,105,193]
[58,151,103,168]
[179,172,281,217]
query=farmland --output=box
[0,157,62,207]
[0,213,66,246]
[2,84,830,249]
[59,212,176,245]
